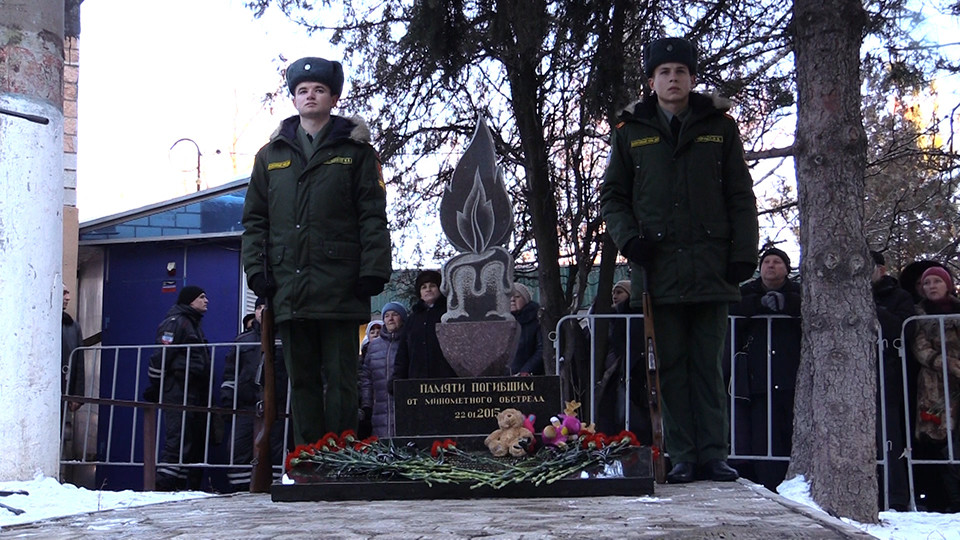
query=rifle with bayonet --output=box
[641,267,666,484]
[250,239,276,493]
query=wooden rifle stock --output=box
[251,242,277,493]
[641,268,667,484]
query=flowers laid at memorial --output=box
[284,429,643,489]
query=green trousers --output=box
[652,302,729,465]
[278,319,360,446]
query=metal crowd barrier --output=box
[59,341,291,491]
[900,313,960,510]
[552,311,960,510]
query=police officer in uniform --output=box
[600,37,759,483]
[241,57,392,446]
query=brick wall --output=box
[63,36,79,207]
[63,36,80,312]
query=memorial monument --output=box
[435,118,520,377]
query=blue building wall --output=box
[95,240,242,491]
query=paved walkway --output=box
[0,480,871,539]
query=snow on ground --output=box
[778,476,960,540]
[2,473,959,537]
[0,474,210,530]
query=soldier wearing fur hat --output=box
[145,285,211,490]
[242,57,392,446]
[600,37,759,484]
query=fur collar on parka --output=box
[269,114,372,145]
[618,92,733,121]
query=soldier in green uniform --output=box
[242,57,392,446]
[600,37,759,483]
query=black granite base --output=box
[271,446,654,502]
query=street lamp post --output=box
[170,138,202,192]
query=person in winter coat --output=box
[146,285,211,491]
[241,57,392,446]
[509,283,543,376]
[594,280,651,442]
[600,37,758,484]
[360,302,407,437]
[911,265,960,511]
[61,287,86,482]
[728,247,801,492]
[392,270,455,383]
[870,250,915,510]
[219,297,288,492]
[61,287,85,412]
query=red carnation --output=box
[919,410,942,425]
[340,430,357,445]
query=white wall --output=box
[0,95,64,480]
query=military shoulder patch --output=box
[161,331,175,345]
[267,159,291,170]
[630,136,660,148]
[323,156,354,165]
[695,135,723,143]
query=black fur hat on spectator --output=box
[415,270,442,291]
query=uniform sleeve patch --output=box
[376,161,386,192]
[630,136,660,147]
[161,331,175,345]
[323,156,354,165]
[695,135,723,143]
[267,160,291,170]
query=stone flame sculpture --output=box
[435,118,520,376]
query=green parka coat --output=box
[600,92,758,306]
[241,114,392,324]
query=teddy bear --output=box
[485,408,534,457]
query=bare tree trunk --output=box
[790,0,878,523]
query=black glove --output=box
[143,383,160,403]
[622,237,656,267]
[761,290,786,312]
[248,272,276,298]
[355,276,386,299]
[358,407,374,438]
[725,262,755,284]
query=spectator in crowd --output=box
[61,287,86,482]
[600,36,759,483]
[900,260,955,304]
[595,280,651,442]
[509,283,544,376]
[911,265,960,512]
[870,250,915,510]
[242,313,256,331]
[220,297,288,492]
[728,247,801,492]
[392,270,455,383]
[61,287,85,413]
[360,302,407,438]
[241,56,392,446]
[361,320,383,355]
[145,285,212,491]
